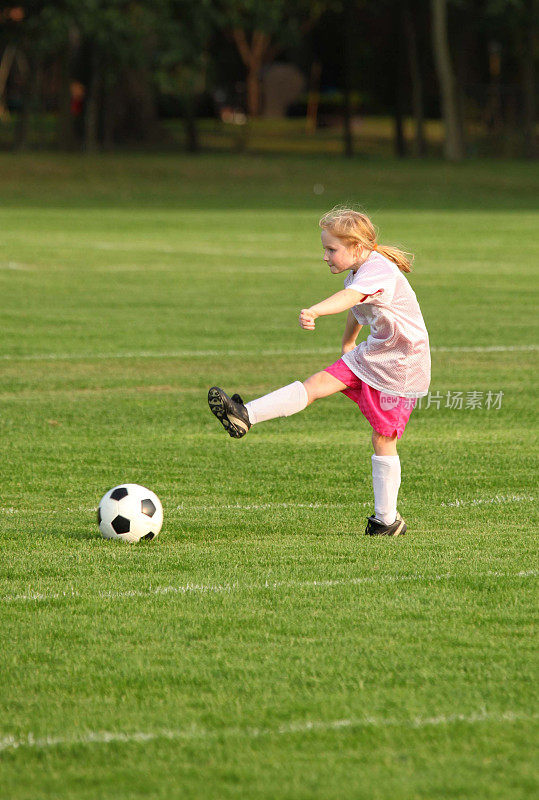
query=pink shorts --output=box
[325,358,416,439]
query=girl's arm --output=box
[342,310,362,354]
[299,289,365,330]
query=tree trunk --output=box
[56,27,81,150]
[14,103,30,150]
[110,67,159,145]
[430,0,465,160]
[403,1,426,156]
[183,94,199,153]
[521,0,536,158]
[246,66,261,117]
[102,79,116,150]
[0,45,17,120]
[454,18,474,153]
[342,0,354,157]
[393,88,406,158]
[12,50,31,150]
[393,6,407,158]
[84,45,101,152]
[306,61,321,134]
[232,29,269,117]
[57,50,74,150]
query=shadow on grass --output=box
[54,528,160,546]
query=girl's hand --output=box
[299,309,318,330]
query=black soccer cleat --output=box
[208,386,251,439]
[365,511,407,536]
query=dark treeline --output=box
[0,0,536,159]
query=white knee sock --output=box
[371,454,401,525]
[245,381,308,425]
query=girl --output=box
[208,208,430,536]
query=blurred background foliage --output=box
[0,0,536,159]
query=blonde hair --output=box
[319,207,413,273]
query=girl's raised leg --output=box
[246,370,347,424]
[302,371,348,404]
[208,370,347,437]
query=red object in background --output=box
[1,6,25,22]
[70,81,85,116]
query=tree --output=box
[403,0,426,156]
[0,2,75,149]
[75,1,163,151]
[483,0,537,157]
[155,0,218,152]
[0,1,164,150]
[430,0,465,160]
[521,0,537,158]
[342,0,355,157]
[218,0,327,117]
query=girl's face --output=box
[321,230,360,274]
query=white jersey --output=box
[342,252,430,398]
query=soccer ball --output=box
[98,484,163,543]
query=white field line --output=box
[0,494,533,518]
[0,502,356,516]
[0,709,535,753]
[0,344,537,362]
[175,501,369,511]
[0,494,534,518]
[180,494,534,513]
[0,261,29,270]
[67,241,313,259]
[441,493,534,508]
[1,569,536,605]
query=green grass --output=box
[0,153,538,799]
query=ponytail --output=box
[375,244,413,274]
[320,207,414,273]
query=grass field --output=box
[0,154,538,799]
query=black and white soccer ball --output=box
[98,484,163,543]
